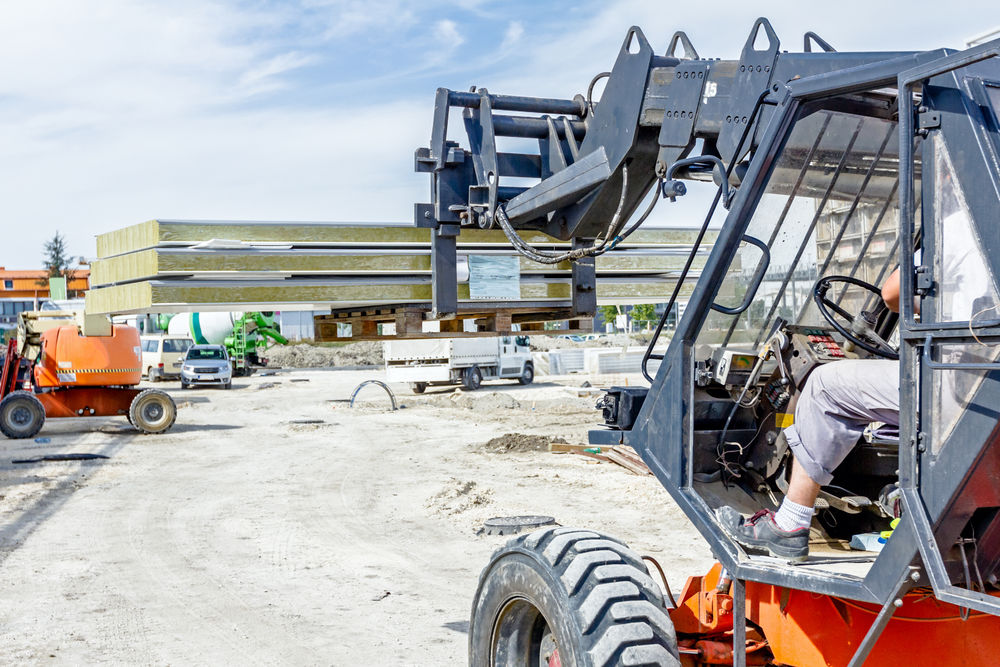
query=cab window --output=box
[163,339,192,354]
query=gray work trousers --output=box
[785,360,900,486]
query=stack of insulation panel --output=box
[86,219,715,316]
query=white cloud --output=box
[433,19,465,48]
[501,21,524,51]
[236,52,319,97]
[0,0,995,268]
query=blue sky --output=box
[0,0,994,269]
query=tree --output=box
[597,304,620,330]
[629,304,657,331]
[43,232,71,278]
[40,232,79,297]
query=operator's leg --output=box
[785,359,900,486]
[719,359,900,560]
[772,458,822,532]
[771,359,900,532]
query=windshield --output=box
[697,103,921,350]
[187,347,225,360]
[988,84,1000,125]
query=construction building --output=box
[0,267,90,332]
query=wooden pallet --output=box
[549,442,652,476]
[314,304,593,341]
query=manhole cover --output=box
[482,515,556,536]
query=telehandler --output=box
[414,17,1000,667]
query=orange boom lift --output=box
[0,310,176,438]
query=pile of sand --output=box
[479,433,567,454]
[419,391,522,411]
[425,479,494,516]
[266,342,383,368]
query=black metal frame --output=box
[418,19,1000,657]
[417,20,919,320]
[621,42,1000,638]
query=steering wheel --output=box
[812,275,899,360]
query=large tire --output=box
[518,363,534,386]
[129,389,177,434]
[470,527,679,667]
[411,382,427,394]
[0,391,46,439]
[463,365,483,391]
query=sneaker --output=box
[716,507,809,562]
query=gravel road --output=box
[0,369,713,665]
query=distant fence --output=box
[533,346,665,376]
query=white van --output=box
[140,334,194,381]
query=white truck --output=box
[384,336,533,393]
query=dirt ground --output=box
[0,368,713,665]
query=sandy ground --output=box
[0,369,713,665]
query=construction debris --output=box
[550,442,652,475]
[481,434,567,454]
[13,453,110,464]
[481,515,557,536]
[349,380,398,411]
[604,446,653,476]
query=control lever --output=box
[734,317,787,407]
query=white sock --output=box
[774,498,813,532]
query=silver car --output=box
[180,345,232,389]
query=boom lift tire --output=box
[0,391,46,439]
[470,526,679,667]
[463,365,483,391]
[518,363,534,385]
[129,389,177,434]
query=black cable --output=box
[586,72,611,113]
[607,179,664,250]
[493,165,629,264]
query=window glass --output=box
[186,347,225,360]
[3,280,12,290]
[163,339,192,353]
[929,134,1000,323]
[698,107,915,349]
[988,84,1000,124]
[929,342,1000,452]
[142,339,155,353]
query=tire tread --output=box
[474,527,679,667]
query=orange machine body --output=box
[33,325,142,388]
[670,564,1000,667]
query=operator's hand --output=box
[881,267,920,316]
[881,268,901,313]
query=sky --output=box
[0,0,994,269]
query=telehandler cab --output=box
[415,17,1000,667]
